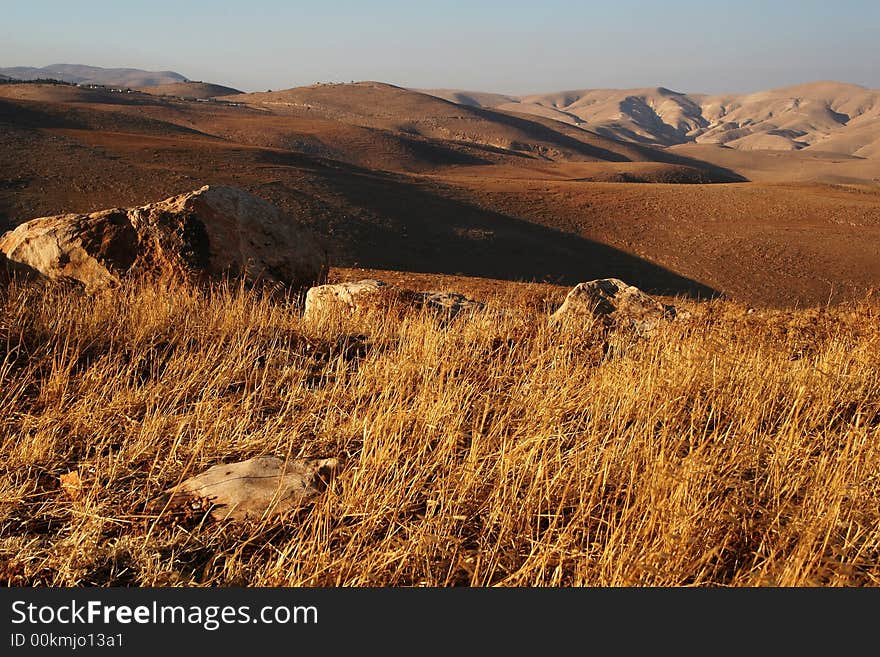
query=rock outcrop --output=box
[0,186,328,292]
[157,455,343,522]
[550,278,674,332]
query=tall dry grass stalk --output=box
[1,278,879,586]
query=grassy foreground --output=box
[1,279,879,586]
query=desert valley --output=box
[1,63,880,587]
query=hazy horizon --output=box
[3,0,879,95]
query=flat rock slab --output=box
[161,455,343,522]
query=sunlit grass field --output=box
[2,279,879,586]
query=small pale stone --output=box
[160,455,343,522]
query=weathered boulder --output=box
[158,455,343,522]
[303,279,389,320]
[0,186,328,292]
[550,278,674,332]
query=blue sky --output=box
[2,0,878,94]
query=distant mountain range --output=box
[421,81,880,157]
[0,64,187,87]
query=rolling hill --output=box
[0,64,187,87]
[135,81,243,99]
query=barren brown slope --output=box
[227,81,657,160]
[0,83,493,173]
[182,111,498,172]
[412,88,519,107]
[805,120,880,160]
[429,173,880,306]
[0,88,217,139]
[0,83,148,104]
[0,90,714,298]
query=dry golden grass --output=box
[2,278,880,586]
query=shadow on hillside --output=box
[305,167,719,299]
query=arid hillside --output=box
[1,80,879,306]
[422,81,880,156]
